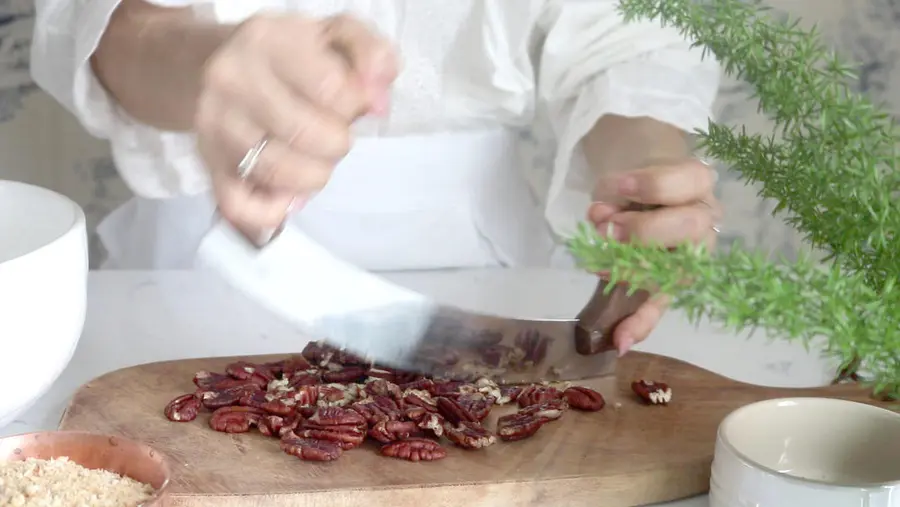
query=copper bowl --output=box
[0,430,171,505]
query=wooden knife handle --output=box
[574,203,660,356]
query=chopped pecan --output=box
[308,406,367,428]
[502,386,523,403]
[278,413,303,438]
[301,341,336,367]
[322,366,368,384]
[364,378,403,400]
[381,438,447,462]
[496,413,546,442]
[280,433,342,462]
[317,383,359,407]
[350,399,391,426]
[402,389,438,412]
[632,380,672,405]
[192,370,229,389]
[164,394,201,422]
[403,406,429,422]
[516,385,562,408]
[209,406,266,433]
[200,384,261,410]
[436,397,477,425]
[258,415,285,437]
[443,421,496,450]
[368,420,420,443]
[416,412,445,438]
[291,385,319,407]
[239,390,295,416]
[399,378,435,392]
[265,355,311,378]
[563,386,605,411]
[430,381,470,399]
[520,398,568,422]
[288,370,321,388]
[456,393,495,421]
[225,361,263,380]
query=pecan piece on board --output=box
[402,389,438,412]
[301,341,336,367]
[519,398,568,422]
[368,420,420,444]
[239,391,295,416]
[287,370,321,388]
[164,394,201,422]
[496,412,546,442]
[436,397,478,425]
[632,380,672,405]
[322,366,368,384]
[381,438,448,462]
[308,406,367,428]
[200,384,261,410]
[416,412,446,438]
[516,385,562,408]
[363,378,403,400]
[297,423,366,450]
[192,370,230,389]
[208,406,266,433]
[456,393,495,421]
[280,433,342,462]
[350,399,392,426]
[563,386,606,411]
[290,385,319,407]
[258,415,286,438]
[317,384,359,408]
[443,421,497,450]
[267,356,312,378]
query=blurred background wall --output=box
[1,0,897,268]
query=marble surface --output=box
[1,269,839,507]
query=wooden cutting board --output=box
[58,351,888,507]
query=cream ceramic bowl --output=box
[0,180,88,428]
[710,397,900,507]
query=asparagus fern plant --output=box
[567,0,899,402]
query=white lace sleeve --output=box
[31,0,219,199]
[536,0,721,238]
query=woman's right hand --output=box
[195,13,399,236]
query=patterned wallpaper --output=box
[2,1,898,268]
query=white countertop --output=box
[2,269,839,507]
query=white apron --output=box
[95,128,576,272]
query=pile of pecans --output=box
[163,342,671,462]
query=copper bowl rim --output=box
[0,430,173,504]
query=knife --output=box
[196,216,650,384]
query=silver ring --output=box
[699,199,723,234]
[237,136,270,181]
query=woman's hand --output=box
[588,158,721,355]
[195,13,400,235]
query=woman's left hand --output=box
[587,158,722,356]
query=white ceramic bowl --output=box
[0,180,88,429]
[710,397,900,507]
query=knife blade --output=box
[196,218,649,384]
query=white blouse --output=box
[30,0,720,241]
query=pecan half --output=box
[209,406,266,433]
[443,421,496,450]
[317,383,359,407]
[296,423,366,450]
[416,412,446,438]
[402,389,438,412]
[516,385,561,408]
[364,378,403,400]
[381,438,447,462]
[520,398,568,422]
[239,391,295,416]
[288,370,321,388]
[368,420,420,444]
[200,384,261,410]
[436,397,477,425]
[456,393,495,421]
[323,366,368,384]
[632,380,672,405]
[258,415,285,437]
[280,433,342,462]
[496,412,546,442]
[308,406,367,428]
[562,386,606,411]
[192,370,230,389]
[164,394,201,422]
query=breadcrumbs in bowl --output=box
[0,431,171,506]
